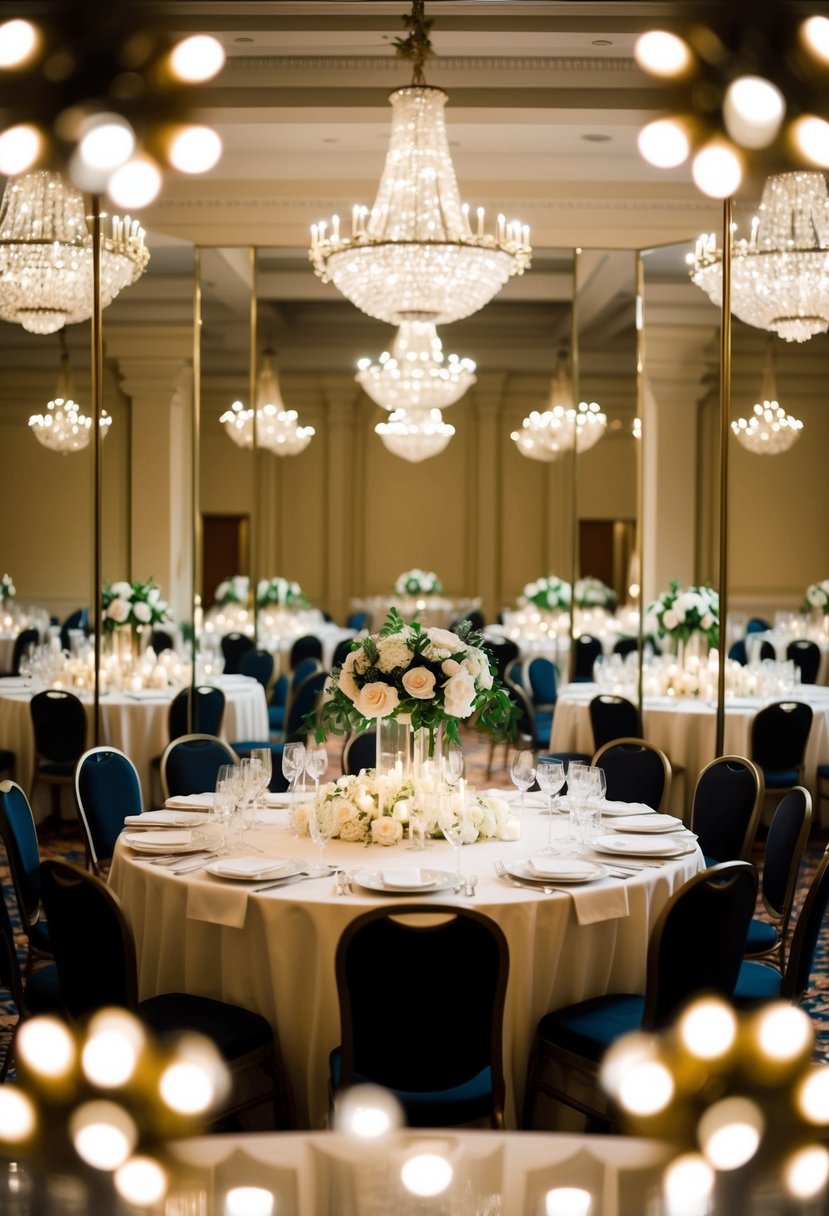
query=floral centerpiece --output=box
[0,573,15,601]
[214,575,249,606]
[257,576,308,608]
[394,569,442,596]
[102,578,172,634]
[644,580,719,650]
[522,574,571,612]
[574,576,616,610]
[802,580,829,614]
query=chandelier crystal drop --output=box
[689,171,829,343]
[511,351,607,461]
[219,352,315,457]
[356,319,476,412]
[29,338,111,453]
[0,171,149,334]
[731,338,803,454]
[375,406,455,462]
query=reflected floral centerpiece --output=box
[394,568,443,596]
[257,576,308,608]
[214,575,249,606]
[644,580,719,652]
[102,578,172,634]
[0,572,15,603]
[574,576,616,610]
[802,579,829,615]
[521,574,571,612]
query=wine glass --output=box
[305,745,328,802]
[282,742,306,835]
[211,766,235,854]
[306,796,336,876]
[509,748,536,811]
[437,800,465,880]
[588,765,607,809]
[239,756,265,832]
[536,757,566,851]
[445,743,464,785]
[216,763,243,848]
[249,747,272,825]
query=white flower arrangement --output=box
[256,576,308,608]
[395,569,443,596]
[214,575,250,606]
[802,580,829,613]
[644,580,719,649]
[295,772,510,846]
[0,573,15,600]
[574,576,616,609]
[522,574,572,612]
[102,579,172,634]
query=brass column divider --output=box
[91,195,103,745]
[634,251,645,715]
[715,197,733,757]
[190,248,202,733]
[249,247,259,647]
[569,248,580,683]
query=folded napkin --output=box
[124,829,193,848]
[125,809,207,828]
[186,879,250,929]
[164,793,214,810]
[382,868,427,889]
[568,879,629,926]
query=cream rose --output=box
[371,817,403,846]
[338,649,362,702]
[339,818,370,843]
[354,682,400,719]
[401,666,436,700]
[106,598,130,623]
[443,670,476,718]
[441,658,461,677]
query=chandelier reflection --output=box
[731,338,804,455]
[0,171,148,334]
[375,407,455,462]
[309,0,530,326]
[511,350,606,461]
[220,351,315,457]
[690,171,829,343]
[356,319,476,413]
[29,330,111,453]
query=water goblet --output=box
[306,797,336,877]
[437,800,465,881]
[239,757,265,832]
[282,742,306,834]
[508,748,536,811]
[407,799,431,851]
[536,757,566,851]
[216,764,242,848]
[249,746,273,825]
[445,743,464,785]
[305,745,328,802]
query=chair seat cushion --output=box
[268,706,285,729]
[28,920,51,954]
[536,994,645,1062]
[745,918,779,955]
[733,960,784,1006]
[762,769,800,789]
[329,1047,495,1127]
[138,993,274,1060]
[26,961,63,1014]
[37,761,75,779]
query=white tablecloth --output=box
[0,676,269,813]
[109,804,702,1129]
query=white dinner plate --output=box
[206,857,302,882]
[509,858,606,884]
[593,833,696,858]
[124,810,208,829]
[608,813,685,834]
[354,868,459,895]
[122,830,208,855]
[598,800,656,818]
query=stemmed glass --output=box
[306,797,336,876]
[305,745,328,802]
[239,756,265,833]
[445,744,464,785]
[248,747,272,826]
[437,800,465,880]
[282,742,306,835]
[589,766,607,811]
[215,763,241,850]
[509,748,536,811]
[536,757,566,851]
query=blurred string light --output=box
[634,6,829,198]
[0,5,225,208]
[600,997,829,1210]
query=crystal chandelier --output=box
[356,319,476,413]
[731,338,803,455]
[0,171,149,334]
[689,171,829,343]
[219,351,315,457]
[375,407,455,462]
[309,0,530,326]
[511,350,607,461]
[29,331,111,453]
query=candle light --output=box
[501,815,521,842]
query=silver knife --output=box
[252,870,333,893]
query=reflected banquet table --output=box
[0,674,269,813]
[108,802,702,1129]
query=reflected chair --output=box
[239,647,275,692]
[331,638,356,670]
[588,694,642,752]
[523,861,757,1130]
[168,684,226,740]
[746,617,772,634]
[0,884,62,1082]
[591,738,672,812]
[267,672,290,735]
[269,659,323,744]
[150,628,175,656]
[787,639,821,684]
[75,746,144,876]
[0,779,52,972]
[330,904,509,1128]
[450,611,485,633]
[284,670,329,744]
[345,611,371,632]
[758,639,777,661]
[3,627,38,677]
[734,845,829,1008]
[572,634,603,682]
[744,786,811,971]
[689,755,764,863]
[289,634,324,669]
[59,607,88,654]
[0,749,14,782]
[750,700,813,794]
[523,656,558,716]
[342,730,378,776]
[612,637,639,659]
[29,688,87,821]
[40,859,295,1129]
[728,639,748,665]
[221,631,254,675]
[160,734,239,801]
[485,639,520,684]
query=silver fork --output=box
[492,859,555,894]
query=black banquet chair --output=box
[160,734,239,801]
[689,755,764,864]
[787,639,821,685]
[29,688,87,820]
[221,631,255,675]
[3,627,38,677]
[330,904,509,1129]
[591,738,672,812]
[588,694,642,752]
[289,634,323,669]
[0,779,53,972]
[744,786,811,971]
[40,859,295,1129]
[342,730,378,776]
[572,634,603,682]
[750,700,813,795]
[75,746,144,875]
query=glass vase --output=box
[412,721,445,785]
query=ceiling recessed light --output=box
[592,39,613,46]
[322,137,340,144]
[582,133,612,143]
[233,36,254,44]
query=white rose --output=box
[111,581,132,599]
[340,818,370,843]
[335,799,360,829]
[441,658,461,677]
[292,805,311,836]
[354,682,400,719]
[401,667,436,700]
[133,601,152,623]
[148,587,160,604]
[106,598,130,623]
[672,604,687,623]
[356,793,376,815]
[371,817,403,846]
[443,670,476,718]
[459,818,479,845]
[426,628,463,653]
[662,608,679,631]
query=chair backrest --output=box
[75,746,144,872]
[728,639,748,665]
[30,689,86,763]
[342,730,378,776]
[750,701,813,773]
[758,639,776,661]
[503,678,538,748]
[573,634,603,680]
[0,779,43,934]
[346,611,371,632]
[612,637,639,658]
[285,671,329,742]
[589,694,643,752]
[487,639,520,684]
[450,611,485,633]
[59,607,88,653]
[10,628,38,675]
[150,629,175,656]
[782,846,829,1002]
[239,647,275,691]
[690,755,765,861]
[167,685,226,741]
[746,617,772,634]
[760,787,812,924]
[269,672,289,708]
[524,657,558,708]
[335,904,509,1119]
[220,631,255,675]
[39,859,137,1016]
[291,657,322,690]
[289,634,324,669]
[592,738,672,812]
[787,639,821,684]
[160,734,239,800]
[331,638,355,669]
[644,861,757,1028]
[0,882,28,1019]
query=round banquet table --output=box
[745,630,829,684]
[108,801,703,1130]
[549,682,829,818]
[0,674,269,814]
